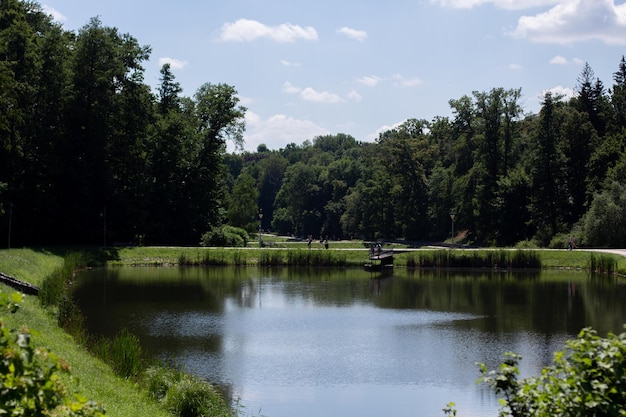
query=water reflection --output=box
[72,267,626,417]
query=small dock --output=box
[364,247,394,272]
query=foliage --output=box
[477,328,626,417]
[0,290,106,416]
[2,0,626,247]
[142,366,234,417]
[110,328,143,378]
[580,181,626,247]
[412,249,541,269]
[200,225,249,247]
[0,1,245,246]
[227,172,259,232]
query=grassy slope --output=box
[0,248,171,417]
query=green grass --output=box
[83,244,626,273]
[0,248,65,287]
[0,249,171,417]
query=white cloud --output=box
[218,18,318,42]
[282,81,302,95]
[549,55,585,65]
[509,63,523,70]
[283,82,343,103]
[301,87,343,103]
[367,119,408,141]
[549,55,569,65]
[158,57,189,70]
[280,60,301,67]
[347,90,362,102]
[541,85,575,100]
[42,4,67,22]
[432,0,559,10]
[356,75,382,86]
[512,0,626,45]
[337,27,368,41]
[392,74,424,87]
[241,111,330,151]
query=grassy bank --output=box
[0,249,172,417]
[102,245,626,274]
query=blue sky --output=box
[44,0,626,152]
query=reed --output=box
[589,253,617,274]
[259,250,285,266]
[57,295,86,343]
[412,249,541,269]
[143,366,234,417]
[202,250,229,266]
[39,251,87,306]
[232,250,247,266]
[111,328,143,378]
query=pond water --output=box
[72,267,626,417]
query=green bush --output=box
[200,225,249,247]
[514,239,539,249]
[0,290,106,416]
[143,366,233,417]
[548,233,570,249]
[476,327,626,417]
[143,366,180,401]
[580,181,626,247]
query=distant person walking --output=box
[567,236,577,250]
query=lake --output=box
[72,267,626,417]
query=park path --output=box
[581,248,626,258]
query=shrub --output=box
[0,290,106,416]
[200,226,249,247]
[514,239,539,249]
[143,366,179,401]
[548,233,571,249]
[580,181,626,247]
[164,375,231,417]
[143,366,233,417]
[477,327,626,417]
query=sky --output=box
[42,0,626,153]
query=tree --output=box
[572,62,608,138]
[59,17,153,243]
[253,153,287,230]
[274,162,323,236]
[376,120,434,240]
[228,172,259,232]
[580,181,626,247]
[529,92,568,244]
[157,63,182,115]
[610,55,626,132]
[187,83,247,240]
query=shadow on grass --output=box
[34,246,122,267]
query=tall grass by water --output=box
[142,366,234,417]
[405,249,542,269]
[589,253,617,274]
[176,248,352,267]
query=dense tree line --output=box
[232,62,626,247]
[0,0,245,245]
[2,0,626,247]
